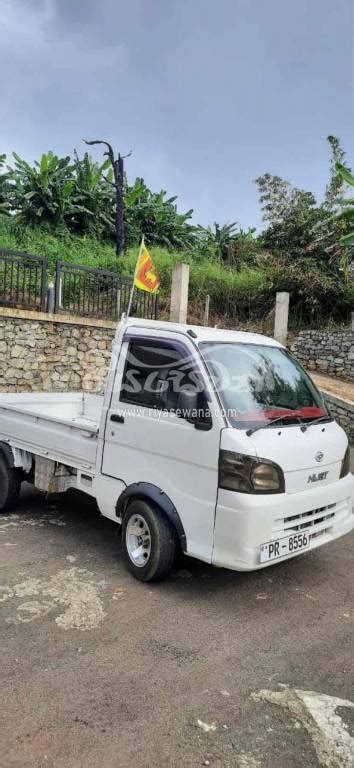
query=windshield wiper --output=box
[246,413,307,437]
[305,415,331,428]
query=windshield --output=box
[200,342,331,430]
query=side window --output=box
[119,339,208,416]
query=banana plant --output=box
[9,151,79,227]
[124,177,196,249]
[335,162,354,246]
[71,151,114,237]
[0,154,11,215]
[197,222,241,261]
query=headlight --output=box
[251,462,282,491]
[340,445,350,478]
[219,450,284,494]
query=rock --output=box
[10,344,23,358]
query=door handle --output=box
[110,413,125,424]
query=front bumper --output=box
[212,473,354,571]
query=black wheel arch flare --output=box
[116,482,187,552]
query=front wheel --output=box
[122,499,177,582]
[0,454,22,512]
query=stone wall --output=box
[0,308,353,441]
[322,391,354,443]
[0,309,115,393]
[291,329,353,380]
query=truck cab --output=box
[0,318,352,581]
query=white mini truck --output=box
[0,318,352,581]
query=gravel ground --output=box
[1,459,353,768]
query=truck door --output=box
[101,332,223,563]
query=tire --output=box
[122,498,177,582]
[0,454,22,512]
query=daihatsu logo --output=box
[315,451,324,463]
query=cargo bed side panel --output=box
[0,407,98,471]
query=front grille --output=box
[273,499,350,542]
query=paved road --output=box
[1,470,353,768]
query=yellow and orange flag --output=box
[134,238,160,293]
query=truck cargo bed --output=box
[0,392,102,471]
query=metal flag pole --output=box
[126,236,144,318]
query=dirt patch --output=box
[252,687,354,768]
[310,372,354,403]
[1,567,107,630]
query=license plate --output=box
[260,532,310,563]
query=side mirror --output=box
[177,389,198,421]
[177,390,212,431]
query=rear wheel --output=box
[122,498,177,582]
[0,454,22,512]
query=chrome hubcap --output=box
[126,514,151,567]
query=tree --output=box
[255,138,352,321]
[335,162,354,247]
[324,135,346,211]
[255,173,292,225]
[83,139,127,255]
[255,171,322,254]
[72,151,114,238]
[256,136,348,257]
[0,154,11,216]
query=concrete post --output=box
[47,282,55,314]
[116,289,121,320]
[203,294,210,326]
[57,275,62,309]
[170,263,189,324]
[274,291,290,345]
[351,312,354,331]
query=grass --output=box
[0,217,119,274]
[0,217,268,316]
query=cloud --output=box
[0,0,128,164]
[0,0,352,227]
[0,0,126,100]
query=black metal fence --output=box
[0,249,159,320]
[55,261,159,320]
[0,249,47,312]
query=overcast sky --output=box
[0,0,353,229]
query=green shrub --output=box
[266,254,353,328]
[0,216,352,327]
